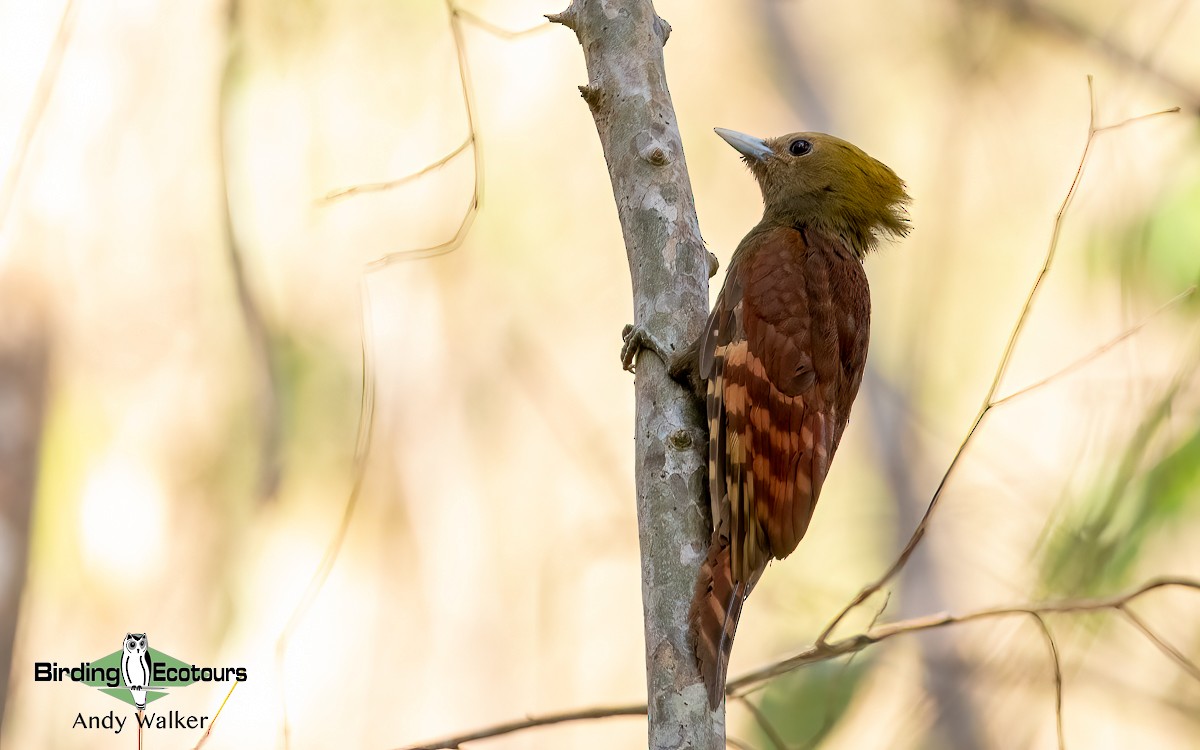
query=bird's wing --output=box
[707,227,870,582]
[693,227,869,707]
[698,265,740,533]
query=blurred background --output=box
[1,0,1199,748]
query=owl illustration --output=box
[120,633,151,711]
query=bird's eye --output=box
[788,139,813,156]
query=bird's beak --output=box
[714,128,774,162]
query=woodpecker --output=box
[622,127,910,708]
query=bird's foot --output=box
[620,323,672,373]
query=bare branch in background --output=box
[444,7,551,41]
[734,696,788,750]
[275,279,377,750]
[1027,613,1065,750]
[732,578,1200,692]
[321,138,473,202]
[816,81,1180,645]
[1118,605,1200,683]
[319,4,547,263]
[991,284,1197,407]
[548,1,717,748]
[361,0,481,270]
[391,576,1200,749]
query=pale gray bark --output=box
[548,3,720,748]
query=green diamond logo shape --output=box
[83,647,198,707]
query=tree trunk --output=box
[548,2,720,747]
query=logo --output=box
[33,632,247,733]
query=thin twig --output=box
[815,79,1179,645]
[1118,604,1200,683]
[192,681,239,750]
[748,592,892,750]
[386,577,1200,749]
[318,9,546,204]
[813,592,891,747]
[355,6,551,267]
[1092,107,1181,134]
[733,577,1200,694]
[363,0,482,269]
[735,695,789,750]
[365,193,479,270]
[276,278,377,749]
[391,703,647,750]
[991,285,1196,407]
[454,7,551,39]
[354,2,549,270]
[321,137,473,202]
[1028,613,1066,750]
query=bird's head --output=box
[715,128,910,256]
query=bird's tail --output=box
[690,537,757,709]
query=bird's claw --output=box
[620,324,644,373]
[620,323,669,374]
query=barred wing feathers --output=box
[691,227,869,708]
